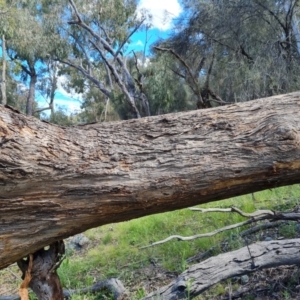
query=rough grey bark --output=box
[142,238,300,300]
[0,91,300,269]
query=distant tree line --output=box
[0,0,300,124]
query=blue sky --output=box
[43,0,183,115]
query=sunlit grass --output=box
[22,185,300,299]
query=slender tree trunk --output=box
[49,64,57,119]
[0,91,300,269]
[1,35,7,105]
[25,64,37,116]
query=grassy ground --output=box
[1,185,300,299]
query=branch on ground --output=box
[142,238,300,300]
[141,207,300,248]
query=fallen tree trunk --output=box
[142,238,300,300]
[1,91,300,269]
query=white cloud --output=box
[138,0,182,31]
[54,98,82,115]
[137,57,150,67]
[135,40,144,47]
[56,75,83,102]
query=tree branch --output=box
[142,238,300,300]
[141,207,300,249]
[189,206,274,217]
[89,39,141,118]
[154,46,205,108]
[114,18,146,60]
[254,1,287,32]
[58,58,111,99]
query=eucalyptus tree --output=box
[0,36,7,105]
[3,0,66,116]
[58,0,150,119]
[142,52,194,115]
[167,0,300,103]
[0,0,15,105]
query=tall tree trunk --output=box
[0,91,300,269]
[25,63,37,116]
[1,34,7,105]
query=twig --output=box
[140,218,256,249]
[114,18,145,60]
[154,46,205,108]
[189,206,274,217]
[141,207,285,249]
[240,220,283,237]
[6,268,20,280]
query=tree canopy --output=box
[1,0,300,121]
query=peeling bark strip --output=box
[142,238,300,300]
[0,92,300,269]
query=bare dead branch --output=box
[154,46,205,108]
[133,51,144,92]
[240,220,283,237]
[34,106,52,114]
[140,218,255,249]
[68,0,83,24]
[114,18,146,60]
[58,58,111,98]
[189,206,274,217]
[194,57,206,78]
[141,207,297,249]
[89,39,141,118]
[169,67,186,79]
[207,87,227,104]
[142,238,300,300]
[253,1,286,32]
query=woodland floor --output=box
[2,186,300,300]
[2,225,300,300]
[120,224,300,300]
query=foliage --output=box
[4,0,300,120]
[167,0,300,103]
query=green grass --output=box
[3,185,299,299]
[55,184,300,299]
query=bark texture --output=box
[17,241,65,300]
[0,92,300,269]
[142,238,300,300]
